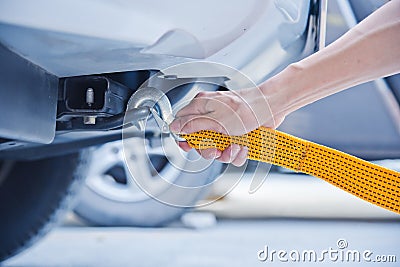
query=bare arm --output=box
[265,0,400,121]
[170,0,400,166]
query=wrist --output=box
[260,63,303,125]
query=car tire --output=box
[0,152,88,262]
[73,139,222,227]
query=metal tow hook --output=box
[127,87,185,141]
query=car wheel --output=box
[73,137,222,227]
[0,152,88,262]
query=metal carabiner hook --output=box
[128,87,186,141]
[149,108,186,141]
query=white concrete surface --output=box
[3,219,399,267]
[200,170,400,219]
[3,168,400,267]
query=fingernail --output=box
[232,144,241,153]
[208,151,221,160]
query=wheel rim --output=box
[85,137,187,202]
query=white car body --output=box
[0,0,314,83]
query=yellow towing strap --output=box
[181,127,400,214]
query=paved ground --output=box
[3,218,399,267]
[3,166,400,267]
[3,171,400,267]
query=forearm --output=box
[262,0,400,120]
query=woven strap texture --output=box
[181,126,400,214]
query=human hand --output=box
[169,86,283,166]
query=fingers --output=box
[198,148,222,160]
[231,146,248,167]
[170,115,225,135]
[179,141,248,166]
[170,93,211,134]
[216,144,248,167]
[178,141,192,152]
[171,91,239,135]
[179,142,223,160]
[171,90,250,165]
[174,92,213,117]
[217,144,241,163]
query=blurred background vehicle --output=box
[0,0,324,261]
[280,0,400,160]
